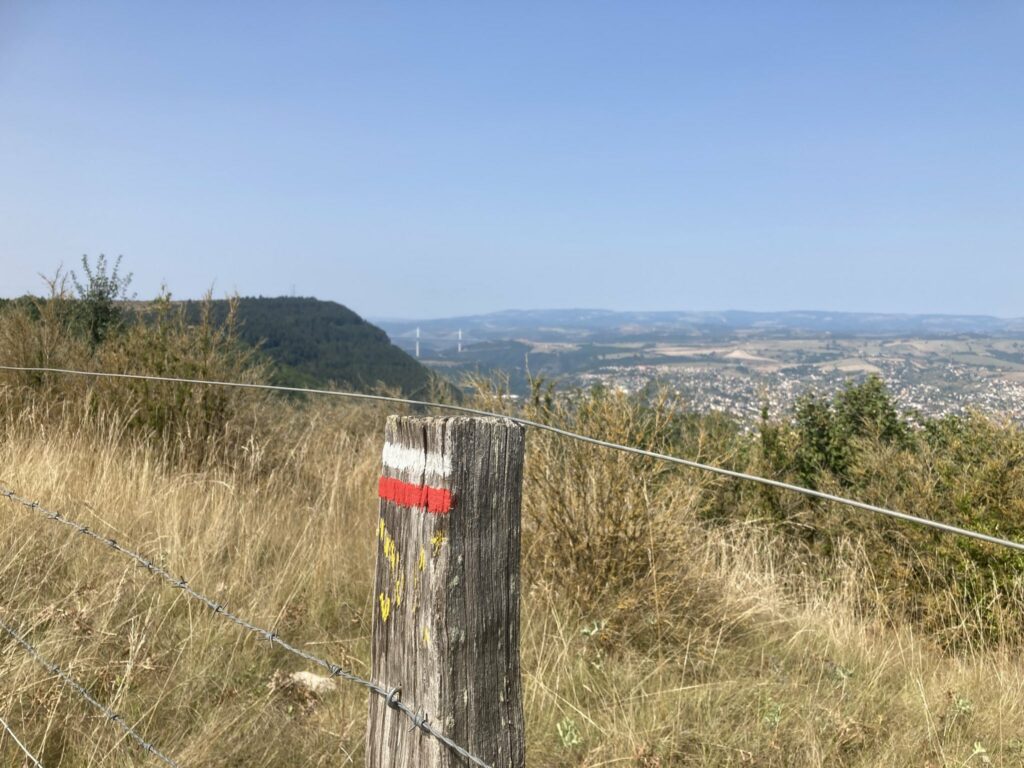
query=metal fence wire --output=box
[2,365,1023,553]
[0,712,44,768]
[0,615,178,767]
[0,486,493,768]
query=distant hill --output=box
[377,308,1024,349]
[184,297,434,394]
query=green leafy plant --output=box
[762,701,783,730]
[556,717,583,749]
[71,254,134,348]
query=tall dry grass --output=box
[3,378,1024,767]
[0,399,384,766]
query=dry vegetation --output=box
[3,288,1024,766]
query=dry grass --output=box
[0,402,382,766]
[2,390,1024,766]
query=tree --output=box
[71,254,133,348]
[794,375,911,486]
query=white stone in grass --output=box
[289,671,338,695]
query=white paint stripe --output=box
[382,442,451,480]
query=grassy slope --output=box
[3,397,1024,766]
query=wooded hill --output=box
[0,294,434,395]
[182,297,433,393]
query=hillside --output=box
[4,364,1024,764]
[184,297,434,394]
[5,299,1024,765]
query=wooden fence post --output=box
[367,415,526,768]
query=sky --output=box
[1,2,1022,319]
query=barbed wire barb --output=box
[0,616,178,767]
[0,713,44,768]
[0,486,493,768]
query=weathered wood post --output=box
[367,415,526,767]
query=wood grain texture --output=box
[367,416,526,768]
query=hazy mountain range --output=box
[376,309,1024,346]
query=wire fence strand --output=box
[0,615,178,767]
[0,713,44,768]
[2,364,1023,554]
[0,486,493,768]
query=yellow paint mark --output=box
[379,520,400,573]
[422,625,430,647]
[418,547,426,571]
[430,531,447,557]
[379,593,391,623]
[395,574,404,607]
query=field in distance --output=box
[376,310,1024,422]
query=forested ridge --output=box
[178,296,432,393]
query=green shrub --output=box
[0,280,271,471]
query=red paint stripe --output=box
[378,476,453,514]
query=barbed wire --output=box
[0,713,44,768]
[2,365,1023,554]
[0,615,178,767]
[0,486,493,768]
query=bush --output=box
[0,278,272,471]
[71,254,134,349]
[756,378,1024,646]
[793,375,911,486]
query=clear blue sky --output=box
[1,2,1021,319]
